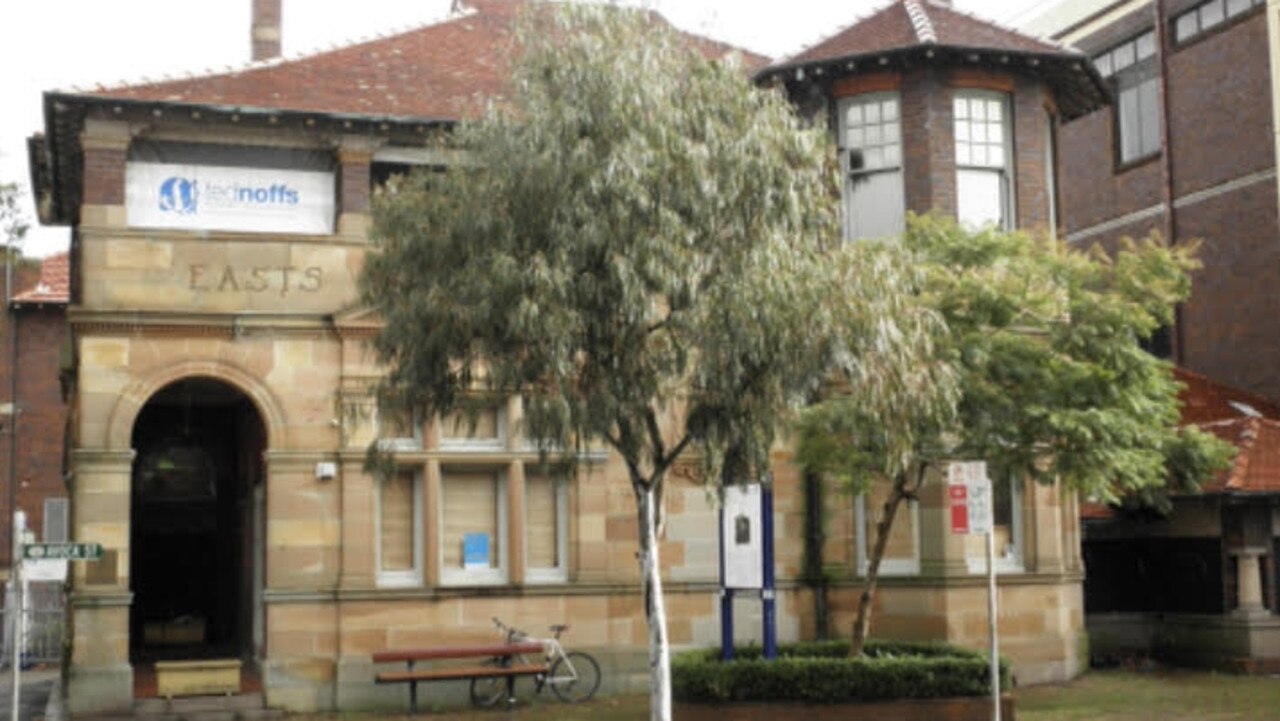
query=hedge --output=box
[672,639,1012,704]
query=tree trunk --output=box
[850,472,909,657]
[636,482,672,721]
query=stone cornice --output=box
[69,309,339,338]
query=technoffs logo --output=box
[158,175,301,215]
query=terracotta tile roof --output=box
[1175,368,1280,495]
[758,0,1107,121]
[770,0,1073,71]
[1197,418,1280,494]
[1174,367,1280,424]
[12,252,70,306]
[81,0,768,123]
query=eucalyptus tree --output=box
[797,216,1235,656]
[360,6,935,719]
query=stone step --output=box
[135,693,267,715]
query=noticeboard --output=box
[722,485,763,589]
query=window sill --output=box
[1114,151,1161,174]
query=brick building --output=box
[27,0,1104,714]
[1024,0,1280,669]
[756,0,1107,686]
[1027,0,1280,399]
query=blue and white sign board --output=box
[722,485,763,589]
[947,461,992,535]
[462,532,490,570]
[126,162,336,235]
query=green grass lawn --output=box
[295,669,1280,720]
[1017,668,1280,721]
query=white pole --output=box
[10,511,21,721]
[987,529,1000,721]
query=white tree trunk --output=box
[637,483,672,721]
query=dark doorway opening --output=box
[129,377,265,663]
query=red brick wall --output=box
[1057,1,1280,400]
[0,272,68,566]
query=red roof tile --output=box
[771,0,1073,71]
[12,252,70,306]
[1175,368,1280,495]
[1197,418,1280,494]
[83,0,768,122]
[1175,367,1280,424]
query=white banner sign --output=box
[722,484,763,589]
[126,162,335,234]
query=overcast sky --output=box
[1,0,1061,258]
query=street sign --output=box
[22,543,103,561]
[949,483,969,535]
[947,461,992,535]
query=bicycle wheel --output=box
[549,651,601,703]
[468,657,510,708]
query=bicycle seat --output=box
[550,624,570,635]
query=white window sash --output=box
[525,477,569,584]
[854,494,921,576]
[375,470,424,588]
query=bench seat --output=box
[376,663,548,684]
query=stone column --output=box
[918,464,969,577]
[1232,547,1270,618]
[67,447,135,715]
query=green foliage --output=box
[360,5,926,491]
[1,182,29,249]
[672,639,1012,703]
[798,215,1234,505]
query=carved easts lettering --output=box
[188,265,324,295]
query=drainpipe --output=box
[1153,0,1183,362]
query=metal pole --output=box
[718,504,734,661]
[10,511,22,721]
[761,484,776,660]
[987,529,1000,721]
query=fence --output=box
[3,580,65,666]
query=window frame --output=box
[523,472,570,584]
[375,468,424,588]
[439,465,509,586]
[838,91,906,242]
[953,89,1016,230]
[375,399,423,452]
[438,403,508,452]
[1092,31,1162,168]
[854,491,921,577]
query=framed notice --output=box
[462,532,490,569]
[722,485,763,589]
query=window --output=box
[376,398,422,452]
[954,91,1014,229]
[839,93,905,241]
[1173,0,1264,43]
[440,467,508,585]
[525,470,568,583]
[965,472,1023,573]
[377,469,422,587]
[43,498,69,543]
[1093,32,1161,164]
[439,403,506,451]
[854,481,920,576]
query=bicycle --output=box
[469,616,602,707]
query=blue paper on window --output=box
[463,532,490,569]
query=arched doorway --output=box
[129,377,266,663]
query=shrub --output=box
[672,639,1012,704]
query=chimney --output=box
[251,0,282,62]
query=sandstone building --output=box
[27,0,1105,713]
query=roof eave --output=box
[755,44,1111,121]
